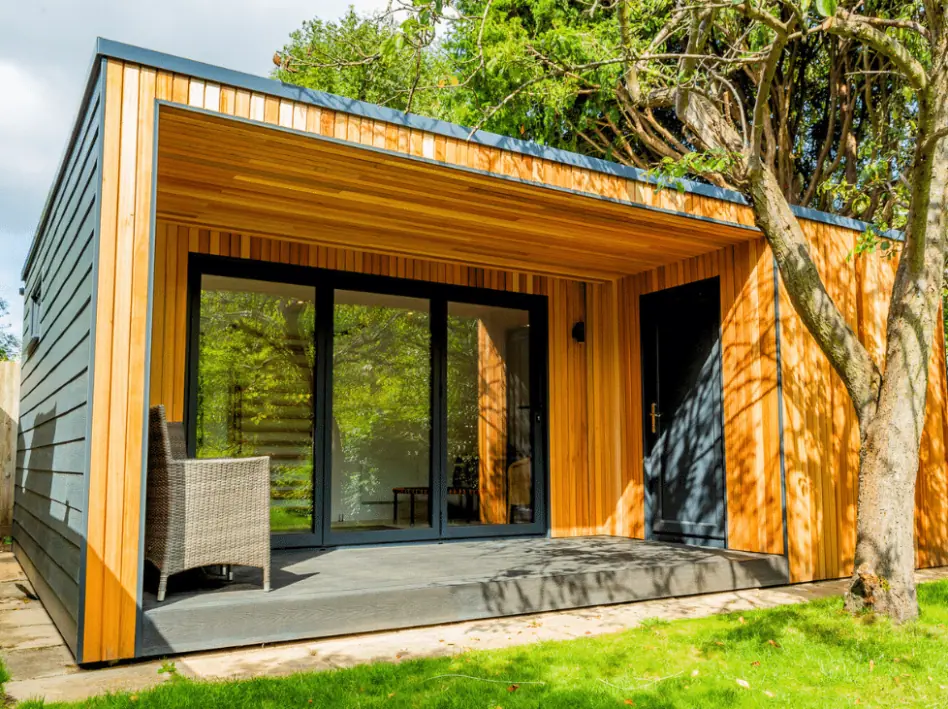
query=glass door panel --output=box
[330,290,431,532]
[196,275,316,534]
[446,303,533,527]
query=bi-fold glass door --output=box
[187,255,548,547]
[193,274,318,544]
[327,289,436,544]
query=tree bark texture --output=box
[844,68,948,621]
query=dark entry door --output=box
[640,277,726,547]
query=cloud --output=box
[0,61,73,237]
[0,0,388,336]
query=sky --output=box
[0,0,387,340]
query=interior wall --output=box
[476,320,509,525]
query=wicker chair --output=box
[145,405,271,602]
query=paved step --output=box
[0,552,78,688]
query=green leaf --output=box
[815,0,837,17]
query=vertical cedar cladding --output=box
[77,56,948,663]
[84,60,156,663]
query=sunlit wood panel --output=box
[82,57,948,663]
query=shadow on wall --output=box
[15,401,87,558]
[16,404,57,532]
[13,403,83,654]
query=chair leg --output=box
[157,572,170,602]
[262,566,271,593]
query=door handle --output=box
[650,402,661,434]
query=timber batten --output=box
[15,40,948,664]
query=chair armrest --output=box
[167,456,271,484]
[174,456,270,469]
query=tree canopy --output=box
[273,9,452,117]
[276,1,923,232]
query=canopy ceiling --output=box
[155,105,759,281]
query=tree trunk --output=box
[745,165,881,424]
[845,405,921,622]
[743,149,943,623]
[670,29,948,623]
[843,241,940,621]
[844,71,948,622]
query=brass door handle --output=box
[650,402,661,433]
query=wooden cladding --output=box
[619,239,784,556]
[779,223,948,582]
[84,57,948,662]
[154,106,762,282]
[84,61,156,663]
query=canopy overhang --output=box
[155,105,759,282]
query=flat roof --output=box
[23,36,883,278]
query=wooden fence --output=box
[0,361,19,538]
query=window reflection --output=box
[197,275,316,534]
[331,290,432,531]
[447,303,533,526]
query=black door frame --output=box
[185,253,550,549]
[639,275,728,548]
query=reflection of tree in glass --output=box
[333,303,432,519]
[447,316,480,485]
[197,289,315,532]
[198,289,519,529]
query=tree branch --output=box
[746,165,883,426]
[823,10,929,92]
[750,33,790,161]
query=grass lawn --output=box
[19,580,948,708]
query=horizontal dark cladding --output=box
[22,59,103,279]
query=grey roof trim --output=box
[96,39,751,205]
[157,100,760,239]
[23,36,896,279]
